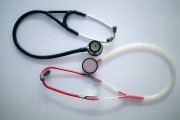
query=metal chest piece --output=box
[88,41,103,56]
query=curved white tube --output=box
[100,43,176,101]
[101,82,119,93]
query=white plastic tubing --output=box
[99,43,176,101]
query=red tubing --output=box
[42,81,79,98]
[41,66,85,76]
[41,66,143,100]
[41,66,101,100]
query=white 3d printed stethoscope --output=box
[40,43,176,101]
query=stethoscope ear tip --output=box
[107,37,114,42]
[113,26,117,33]
[106,26,117,43]
[44,70,51,76]
[40,70,51,81]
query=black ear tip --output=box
[113,26,117,33]
[40,70,51,81]
[107,37,113,42]
[44,70,51,76]
[40,74,45,81]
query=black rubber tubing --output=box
[12,10,88,59]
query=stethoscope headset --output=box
[13,10,117,59]
[13,10,176,102]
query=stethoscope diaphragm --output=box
[82,58,98,74]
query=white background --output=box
[0,0,180,120]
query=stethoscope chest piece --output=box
[82,58,98,74]
[88,41,103,56]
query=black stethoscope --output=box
[13,10,117,59]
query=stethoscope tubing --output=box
[95,43,176,101]
[12,10,88,59]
